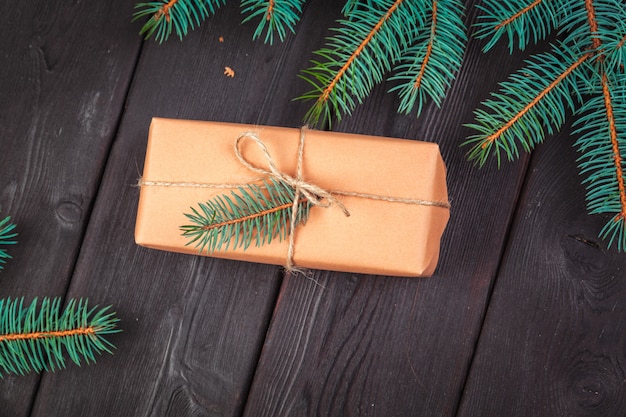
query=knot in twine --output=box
[235,127,348,274]
[235,127,350,217]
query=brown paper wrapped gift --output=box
[135,118,450,277]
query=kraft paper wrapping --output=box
[135,118,450,277]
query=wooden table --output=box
[1,1,624,416]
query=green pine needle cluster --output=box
[297,1,425,125]
[134,0,304,44]
[388,0,466,115]
[0,297,119,376]
[0,216,17,271]
[241,0,306,44]
[300,0,466,126]
[474,0,564,53]
[181,178,311,253]
[134,0,226,42]
[573,70,626,250]
[464,44,591,166]
[465,0,626,250]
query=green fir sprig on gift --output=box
[464,0,626,250]
[181,178,311,252]
[0,297,119,376]
[0,216,17,271]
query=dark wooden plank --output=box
[457,121,626,416]
[0,0,142,414]
[27,1,344,416]
[241,2,544,416]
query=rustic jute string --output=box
[138,127,450,273]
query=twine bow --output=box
[235,127,349,273]
[235,128,350,217]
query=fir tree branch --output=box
[133,0,226,42]
[468,0,626,250]
[181,178,311,253]
[388,0,466,116]
[241,0,306,44]
[598,70,626,249]
[320,1,402,97]
[0,298,119,376]
[297,0,426,127]
[573,70,626,250]
[574,0,626,249]
[475,0,565,52]
[465,46,592,166]
[601,71,626,218]
[487,53,590,142]
[0,216,17,272]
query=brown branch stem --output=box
[413,0,438,90]
[495,0,543,30]
[266,0,275,21]
[201,198,309,231]
[155,0,179,22]
[585,0,626,219]
[0,327,96,342]
[317,0,405,104]
[585,0,601,49]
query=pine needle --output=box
[241,0,306,44]
[0,298,119,376]
[0,216,17,272]
[181,178,311,253]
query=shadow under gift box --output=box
[135,118,449,277]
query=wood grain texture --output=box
[27,1,343,416]
[242,2,545,416]
[457,121,626,417]
[0,0,141,414]
[6,1,623,416]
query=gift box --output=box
[135,118,449,277]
